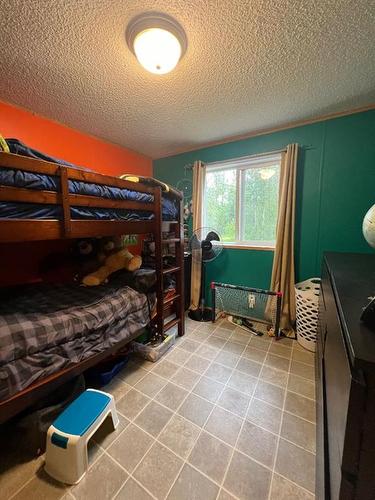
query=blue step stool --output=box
[45,389,119,484]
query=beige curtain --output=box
[190,160,205,310]
[270,144,298,334]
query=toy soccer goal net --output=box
[211,282,282,337]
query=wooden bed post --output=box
[154,187,164,338]
[60,166,71,237]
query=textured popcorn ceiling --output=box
[0,1,374,158]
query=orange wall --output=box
[0,100,152,176]
[0,100,152,286]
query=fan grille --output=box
[190,227,223,262]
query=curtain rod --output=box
[183,145,314,169]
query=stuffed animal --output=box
[82,247,142,286]
[73,236,121,281]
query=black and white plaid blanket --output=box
[0,274,153,401]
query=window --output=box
[202,153,281,248]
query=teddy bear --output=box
[81,237,142,286]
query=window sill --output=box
[222,243,275,251]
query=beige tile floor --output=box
[1,317,316,500]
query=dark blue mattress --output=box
[0,168,178,221]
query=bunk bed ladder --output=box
[154,188,165,338]
[174,197,185,337]
[154,188,185,338]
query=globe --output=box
[363,204,375,249]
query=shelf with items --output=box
[142,200,185,342]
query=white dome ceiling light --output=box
[126,12,187,75]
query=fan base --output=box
[188,308,212,322]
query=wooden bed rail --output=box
[0,152,162,241]
[0,185,153,211]
[0,327,146,424]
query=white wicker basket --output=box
[295,278,321,352]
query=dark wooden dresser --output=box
[317,253,375,500]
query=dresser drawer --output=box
[324,296,352,500]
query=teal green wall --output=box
[154,110,375,291]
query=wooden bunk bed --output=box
[0,151,185,423]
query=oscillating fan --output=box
[188,227,223,322]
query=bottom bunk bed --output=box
[0,269,156,423]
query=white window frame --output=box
[202,153,281,250]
